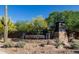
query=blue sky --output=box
[0,5,79,23]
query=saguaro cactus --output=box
[4,5,8,42]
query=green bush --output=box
[3,41,14,48]
[71,40,79,49]
[15,41,25,48]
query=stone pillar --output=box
[57,31,70,49]
[53,20,70,48]
[57,21,69,48]
[59,31,68,44]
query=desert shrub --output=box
[71,40,79,49]
[55,42,64,48]
[46,40,56,45]
[39,44,45,47]
[47,41,51,45]
[3,41,14,48]
[15,41,25,48]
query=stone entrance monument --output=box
[54,20,69,49]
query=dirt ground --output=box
[0,46,79,54]
[0,39,79,54]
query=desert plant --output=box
[56,41,64,48]
[71,40,79,49]
[46,40,55,45]
[3,41,14,48]
[15,41,25,48]
[39,43,45,47]
[71,43,79,49]
[47,40,51,45]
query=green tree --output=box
[8,19,17,32]
[46,11,79,39]
[0,17,4,32]
[15,16,48,34]
[15,21,33,32]
[0,16,16,32]
[47,11,79,32]
[32,16,48,34]
[62,11,79,31]
[46,12,61,26]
